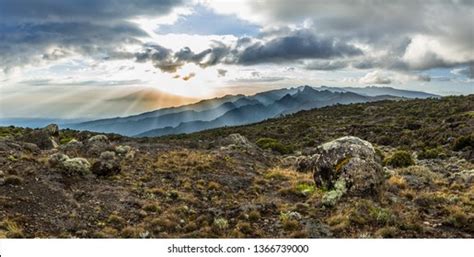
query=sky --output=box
[0,0,473,119]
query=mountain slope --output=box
[317,86,439,98]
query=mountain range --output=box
[66,86,438,137]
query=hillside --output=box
[0,95,472,238]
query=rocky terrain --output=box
[0,95,473,238]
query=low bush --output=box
[384,151,414,168]
[256,138,293,154]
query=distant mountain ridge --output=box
[65,86,437,137]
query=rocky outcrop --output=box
[21,124,59,150]
[297,136,384,199]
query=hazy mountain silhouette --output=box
[67,86,436,136]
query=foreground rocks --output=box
[1,122,473,238]
[297,136,384,198]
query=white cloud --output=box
[359,70,392,84]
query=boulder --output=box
[91,151,121,176]
[21,124,59,150]
[297,136,383,197]
[222,133,255,149]
[21,142,40,153]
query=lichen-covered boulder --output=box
[297,136,383,197]
[91,151,121,176]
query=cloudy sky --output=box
[0,0,473,119]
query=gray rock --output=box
[21,142,40,153]
[91,151,121,176]
[297,136,383,197]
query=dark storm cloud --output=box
[0,21,146,71]
[133,29,362,73]
[0,0,183,22]
[134,43,230,73]
[237,30,362,65]
[0,0,185,71]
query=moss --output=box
[383,150,414,168]
[295,182,316,196]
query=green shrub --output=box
[383,151,414,168]
[453,135,474,151]
[418,147,443,159]
[256,137,293,154]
